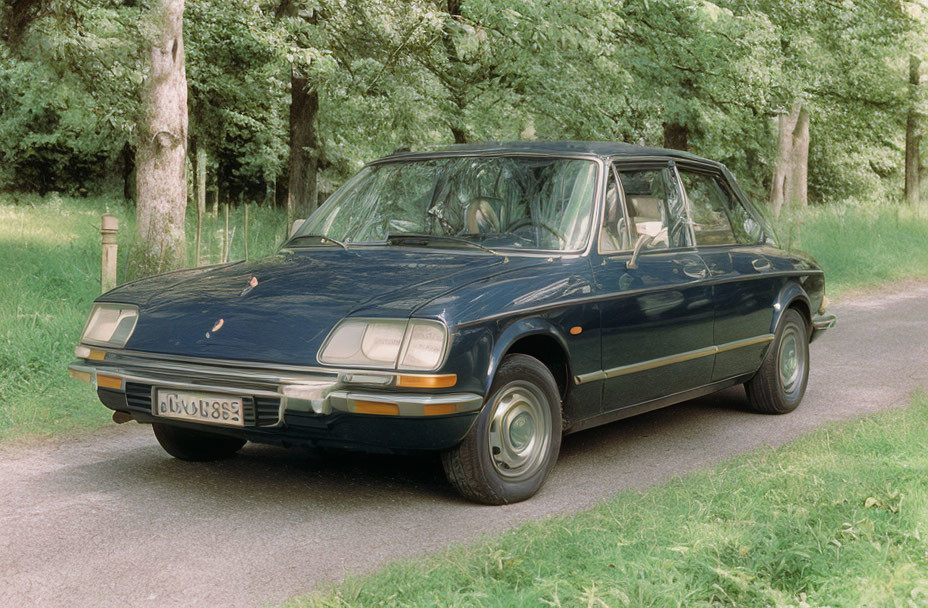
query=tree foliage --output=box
[0,0,925,206]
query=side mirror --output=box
[626,233,654,270]
[289,219,305,238]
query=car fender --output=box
[770,281,811,334]
[483,317,572,396]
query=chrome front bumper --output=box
[68,350,483,425]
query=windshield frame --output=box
[285,152,606,258]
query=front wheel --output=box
[152,422,246,461]
[745,308,810,414]
[441,354,562,505]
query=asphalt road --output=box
[3,283,928,608]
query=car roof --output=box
[372,140,724,168]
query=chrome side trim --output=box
[574,334,774,385]
[716,334,777,353]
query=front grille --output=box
[126,382,152,412]
[255,396,281,426]
[125,382,280,427]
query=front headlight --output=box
[318,318,448,371]
[80,303,139,348]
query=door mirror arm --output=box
[626,233,654,270]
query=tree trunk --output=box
[520,116,536,141]
[287,70,319,220]
[787,105,809,209]
[441,1,469,145]
[662,121,689,151]
[450,125,468,144]
[770,102,806,218]
[134,0,188,275]
[905,54,921,208]
[121,142,135,201]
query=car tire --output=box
[152,422,246,461]
[441,354,562,505]
[745,308,810,415]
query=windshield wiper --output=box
[386,233,502,256]
[287,234,349,250]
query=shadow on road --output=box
[46,386,755,512]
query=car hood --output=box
[104,248,539,366]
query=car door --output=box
[589,162,715,412]
[676,165,780,381]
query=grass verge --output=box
[778,202,928,298]
[0,193,286,441]
[284,393,928,608]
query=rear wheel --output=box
[745,308,810,414]
[442,354,562,505]
[152,423,246,461]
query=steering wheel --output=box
[507,217,566,246]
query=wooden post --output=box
[100,214,119,293]
[244,203,249,261]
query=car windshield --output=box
[291,156,599,252]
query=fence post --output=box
[100,214,118,293]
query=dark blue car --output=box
[69,141,835,504]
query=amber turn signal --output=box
[69,368,91,383]
[96,374,122,390]
[396,374,457,389]
[87,349,106,361]
[423,403,457,416]
[354,401,400,415]
[570,326,583,335]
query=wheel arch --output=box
[485,317,572,400]
[771,281,812,335]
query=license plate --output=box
[154,389,245,427]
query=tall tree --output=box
[770,103,810,217]
[135,0,189,273]
[273,1,338,219]
[287,69,319,217]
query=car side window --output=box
[678,170,761,246]
[618,168,691,250]
[599,168,629,252]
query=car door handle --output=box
[682,262,708,279]
[752,258,772,272]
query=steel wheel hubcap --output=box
[778,328,804,396]
[487,381,551,479]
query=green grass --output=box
[0,192,288,441]
[777,202,928,298]
[284,393,928,608]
